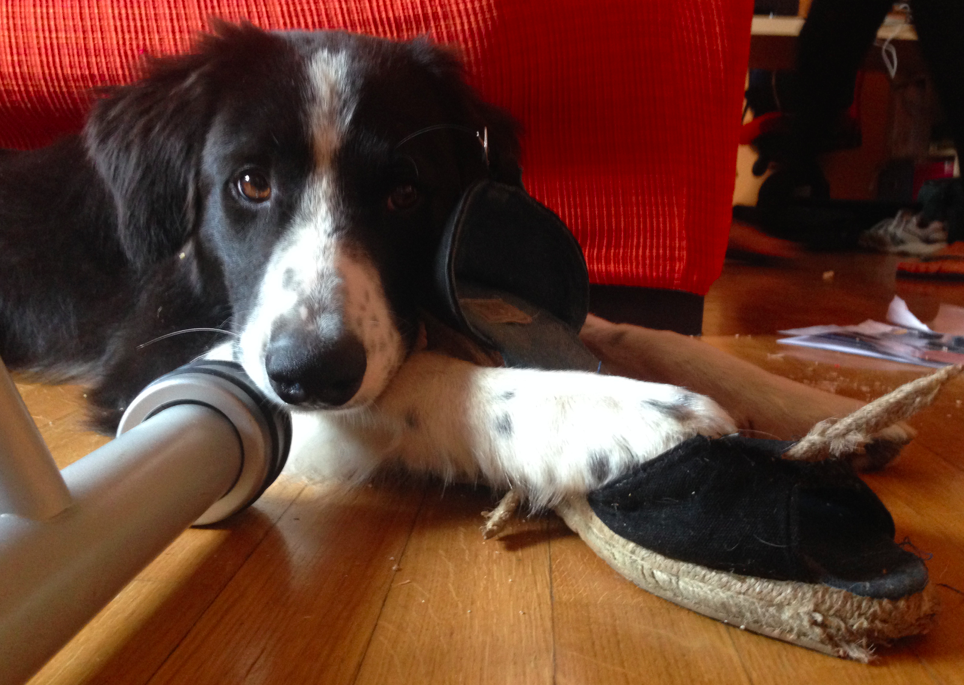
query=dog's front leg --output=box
[578,314,916,468]
[374,351,735,507]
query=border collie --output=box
[0,22,741,507]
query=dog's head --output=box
[86,22,521,411]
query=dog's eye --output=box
[236,171,272,203]
[387,183,419,212]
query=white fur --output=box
[237,47,406,407]
[285,352,736,508]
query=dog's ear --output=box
[85,22,272,271]
[85,53,212,271]
[411,40,523,187]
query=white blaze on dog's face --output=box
[237,48,403,410]
[176,28,517,413]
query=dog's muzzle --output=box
[264,326,367,407]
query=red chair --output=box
[0,0,753,332]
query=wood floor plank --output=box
[704,254,903,338]
[15,380,110,468]
[145,479,426,685]
[353,484,555,685]
[862,438,964,683]
[549,517,753,685]
[13,381,87,419]
[875,495,964,685]
[726,625,937,685]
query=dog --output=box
[1,23,906,509]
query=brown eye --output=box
[236,170,272,203]
[387,183,419,211]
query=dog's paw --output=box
[473,370,736,506]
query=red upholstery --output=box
[0,1,752,296]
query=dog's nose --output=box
[265,329,367,407]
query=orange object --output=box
[898,241,964,278]
[0,0,753,296]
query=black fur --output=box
[493,414,514,438]
[0,22,520,432]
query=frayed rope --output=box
[784,364,963,462]
[481,489,522,539]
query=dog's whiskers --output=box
[137,328,239,350]
[735,428,783,441]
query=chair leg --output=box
[0,360,290,684]
[0,358,72,521]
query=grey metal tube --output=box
[0,403,242,685]
[0,360,72,520]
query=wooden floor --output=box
[17,249,964,685]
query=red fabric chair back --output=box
[0,1,752,294]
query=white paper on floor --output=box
[778,296,964,367]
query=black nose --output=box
[265,329,367,407]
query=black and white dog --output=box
[0,23,740,507]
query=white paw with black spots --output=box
[471,369,736,507]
